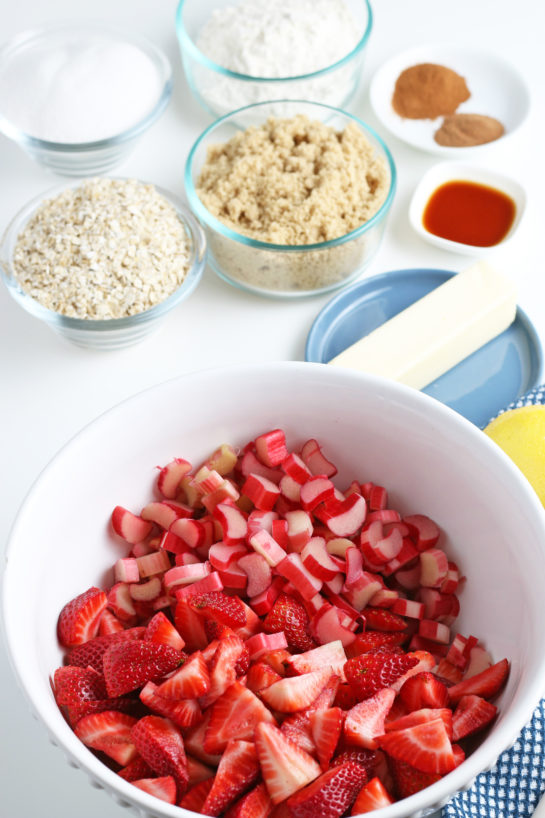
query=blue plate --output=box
[305,268,543,428]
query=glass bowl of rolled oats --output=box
[0,177,206,349]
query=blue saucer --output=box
[305,268,543,428]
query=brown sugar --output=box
[434,113,505,147]
[392,63,470,119]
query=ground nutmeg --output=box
[434,113,505,147]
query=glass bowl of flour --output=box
[0,24,172,176]
[176,0,372,117]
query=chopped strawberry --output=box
[435,658,463,685]
[132,776,177,804]
[102,640,182,697]
[452,694,497,741]
[225,782,272,818]
[399,671,449,711]
[68,627,145,672]
[260,668,332,713]
[189,590,247,628]
[179,778,215,812]
[140,682,202,728]
[144,612,185,652]
[310,707,344,770]
[186,755,215,787]
[344,688,396,749]
[447,658,509,704]
[331,748,377,779]
[200,634,244,707]
[74,710,138,765]
[57,587,108,647]
[345,652,419,701]
[174,598,208,651]
[287,761,367,818]
[263,593,315,652]
[117,756,154,781]
[53,665,107,706]
[280,711,316,756]
[202,739,260,816]
[204,681,276,754]
[350,776,394,813]
[246,662,282,694]
[333,682,357,711]
[131,715,188,796]
[155,651,210,699]
[254,722,321,804]
[345,631,406,659]
[285,640,347,679]
[390,757,442,798]
[385,706,453,737]
[377,717,456,774]
[390,650,436,692]
[363,608,408,632]
[183,711,222,767]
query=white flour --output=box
[0,35,163,143]
[192,0,364,114]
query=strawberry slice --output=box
[144,611,185,652]
[103,640,182,697]
[131,715,188,795]
[390,758,441,798]
[310,707,344,770]
[225,782,272,818]
[385,707,453,739]
[260,668,332,713]
[331,748,377,779]
[186,755,215,787]
[363,608,408,632]
[452,694,497,741]
[344,688,396,749]
[179,778,215,812]
[246,661,282,694]
[254,722,321,804]
[345,631,407,659]
[174,598,208,651]
[285,640,347,680]
[350,776,394,813]
[189,590,247,628]
[263,593,315,652]
[204,680,276,754]
[155,651,210,699]
[53,665,107,706]
[68,627,145,672]
[200,634,244,708]
[447,658,509,705]
[74,710,138,765]
[140,682,202,729]
[57,587,108,647]
[184,711,222,767]
[132,776,177,804]
[279,675,340,757]
[202,739,260,817]
[118,756,154,781]
[345,652,419,701]
[287,761,367,818]
[399,671,449,711]
[377,717,456,774]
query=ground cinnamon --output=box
[392,63,470,119]
[434,113,505,147]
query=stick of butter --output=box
[328,262,517,390]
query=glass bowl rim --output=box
[0,21,173,152]
[184,99,397,253]
[0,179,207,332]
[175,0,373,82]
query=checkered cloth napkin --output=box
[445,385,545,817]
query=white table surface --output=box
[1,1,544,816]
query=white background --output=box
[1,1,544,816]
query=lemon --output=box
[484,405,545,506]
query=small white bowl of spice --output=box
[0,178,206,349]
[0,23,172,176]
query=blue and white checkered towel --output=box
[446,385,545,817]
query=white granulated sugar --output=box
[197,0,360,77]
[0,36,163,143]
[194,0,363,112]
[13,178,190,320]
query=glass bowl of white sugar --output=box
[0,179,207,349]
[0,24,172,176]
[176,0,372,117]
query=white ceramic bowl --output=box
[408,162,526,255]
[4,362,545,818]
[369,44,531,156]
